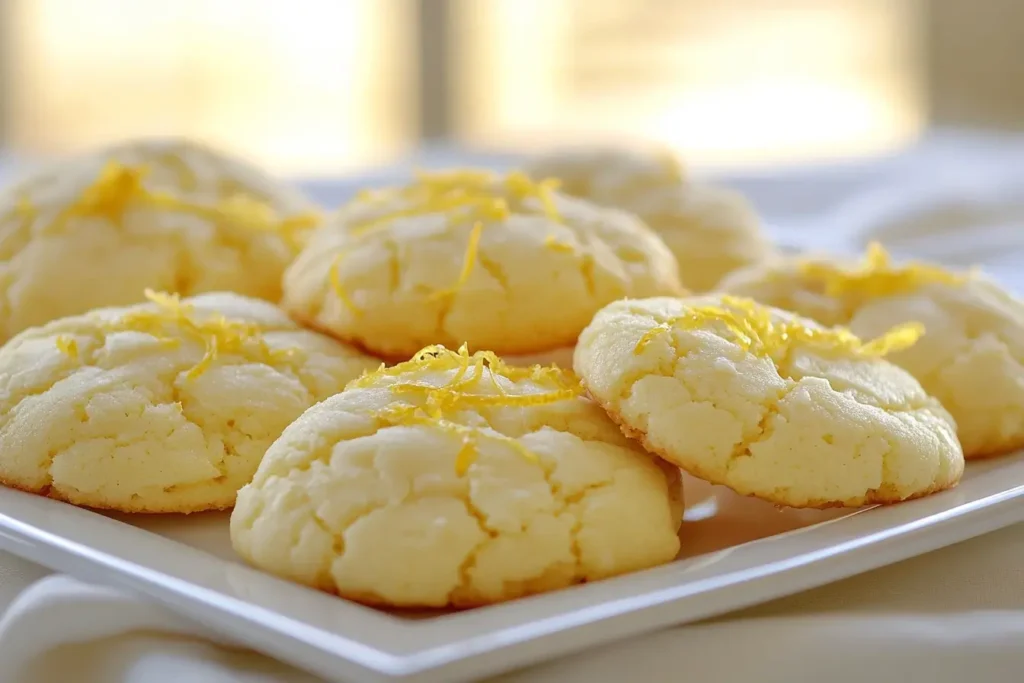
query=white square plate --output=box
[0,454,1022,683]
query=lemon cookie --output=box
[0,291,378,513]
[575,295,964,508]
[0,137,320,342]
[721,243,1024,457]
[523,144,688,204]
[282,169,683,362]
[524,146,773,292]
[230,345,683,608]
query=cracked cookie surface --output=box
[0,137,319,342]
[523,146,773,292]
[574,295,964,508]
[281,169,683,360]
[230,345,683,608]
[719,244,1024,458]
[0,291,378,513]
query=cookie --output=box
[282,169,683,361]
[0,291,379,513]
[720,243,1024,457]
[0,137,320,342]
[230,345,683,608]
[524,146,773,291]
[523,144,688,204]
[574,295,964,508]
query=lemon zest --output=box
[657,148,685,183]
[346,168,564,238]
[799,242,966,298]
[430,221,484,301]
[71,162,149,223]
[13,195,36,222]
[55,335,79,360]
[51,160,318,248]
[544,234,575,253]
[357,344,581,474]
[330,252,362,316]
[633,295,923,360]
[106,289,291,380]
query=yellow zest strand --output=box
[657,148,685,183]
[858,321,926,356]
[359,345,581,474]
[215,194,318,250]
[505,170,562,222]
[330,252,362,316]
[454,438,478,476]
[633,295,923,360]
[72,162,149,223]
[54,160,317,247]
[430,221,484,301]
[55,335,78,360]
[106,289,290,380]
[799,242,966,298]
[544,234,575,253]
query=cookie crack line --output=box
[724,382,799,471]
[31,370,231,508]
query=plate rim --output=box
[0,455,1022,683]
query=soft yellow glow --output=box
[456,0,925,168]
[7,0,415,175]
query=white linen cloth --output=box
[2,130,1024,683]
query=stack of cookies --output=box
[1,138,1018,611]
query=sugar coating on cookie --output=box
[0,291,379,513]
[524,146,772,292]
[0,137,320,342]
[231,345,683,608]
[282,169,683,359]
[720,244,1024,457]
[575,295,964,508]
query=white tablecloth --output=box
[2,130,1024,683]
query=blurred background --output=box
[0,0,1021,178]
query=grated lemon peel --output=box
[330,251,363,316]
[799,242,967,298]
[354,344,581,475]
[334,168,566,309]
[633,295,924,362]
[14,194,35,217]
[348,168,562,236]
[44,161,318,249]
[55,335,78,360]
[87,289,299,380]
[429,221,484,302]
